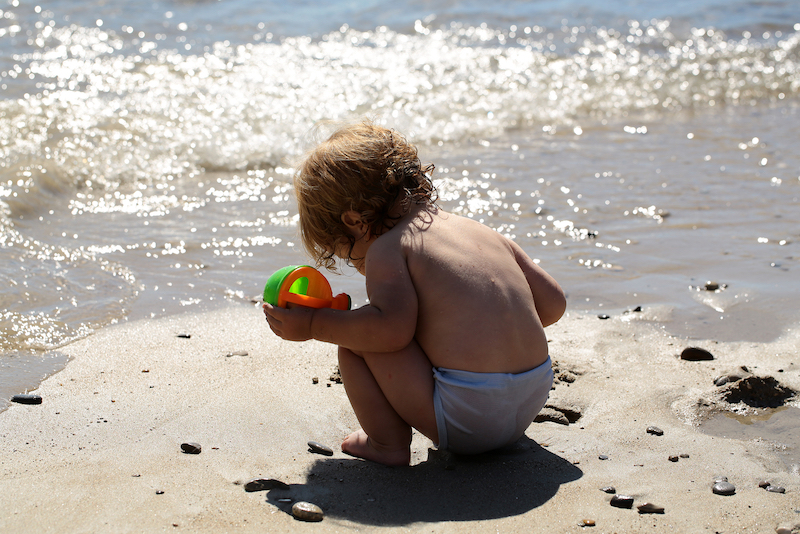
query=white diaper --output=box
[432,356,553,454]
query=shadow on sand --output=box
[266,436,582,525]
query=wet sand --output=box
[1,304,798,533]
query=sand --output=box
[1,303,799,533]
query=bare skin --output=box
[264,204,565,465]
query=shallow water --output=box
[1,1,800,396]
[701,406,800,472]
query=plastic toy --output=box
[264,265,351,310]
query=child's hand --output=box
[263,303,314,342]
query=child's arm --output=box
[507,238,566,327]
[264,241,418,352]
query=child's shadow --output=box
[266,436,582,525]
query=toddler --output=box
[264,120,566,466]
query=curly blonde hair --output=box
[294,120,436,271]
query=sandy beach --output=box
[1,303,798,533]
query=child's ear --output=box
[341,211,365,233]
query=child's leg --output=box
[338,339,437,466]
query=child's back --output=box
[376,203,557,375]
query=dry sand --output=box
[1,303,799,533]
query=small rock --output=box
[579,519,596,527]
[597,314,610,320]
[244,478,290,492]
[758,480,771,488]
[668,455,679,462]
[176,333,191,339]
[598,454,609,460]
[600,486,616,494]
[225,351,248,357]
[646,426,664,436]
[292,501,324,522]
[637,502,665,514]
[610,494,634,508]
[714,476,728,483]
[312,377,319,384]
[712,481,736,495]
[308,441,334,456]
[714,376,729,386]
[180,442,202,454]
[10,394,43,405]
[156,490,164,495]
[679,453,690,458]
[766,485,786,494]
[680,347,714,361]
[704,281,721,291]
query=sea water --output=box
[1,0,799,395]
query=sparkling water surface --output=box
[1,0,800,398]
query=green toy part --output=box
[264,265,351,310]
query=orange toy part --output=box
[268,266,351,310]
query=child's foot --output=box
[341,429,410,467]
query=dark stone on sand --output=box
[244,478,290,492]
[766,485,786,494]
[598,454,609,460]
[610,495,634,508]
[668,455,679,462]
[176,333,191,339]
[180,442,202,454]
[292,501,324,522]
[681,347,714,361]
[10,394,42,405]
[758,480,771,488]
[712,481,736,495]
[225,351,248,357]
[679,453,690,458]
[637,502,665,514]
[600,486,616,494]
[704,282,721,291]
[646,426,664,436]
[312,377,319,384]
[156,490,164,495]
[534,407,570,425]
[307,441,334,456]
[597,314,610,320]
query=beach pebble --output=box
[600,486,616,494]
[308,441,334,456]
[312,377,319,384]
[291,501,324,522]
[646,426,664,436]
[176,333,191,339]
[704,281,721,291]
[637,502,665,514]
[714,476,728,483]
[579,519,596,527]
[712,481,736,495]
[597,314,610,320]
[225,350,248,357]
[766,485,786,494]
[714,376,729,386]
[598,454,609,460]
[10,394,43,405]
[680,453,690,458]
[180,442,202,454]
[156,489,164,495]
[244,478,290,492]
[759,480,771,488]
[610,495,634,508]
[680,347,714,361]
[668,455,679,462]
